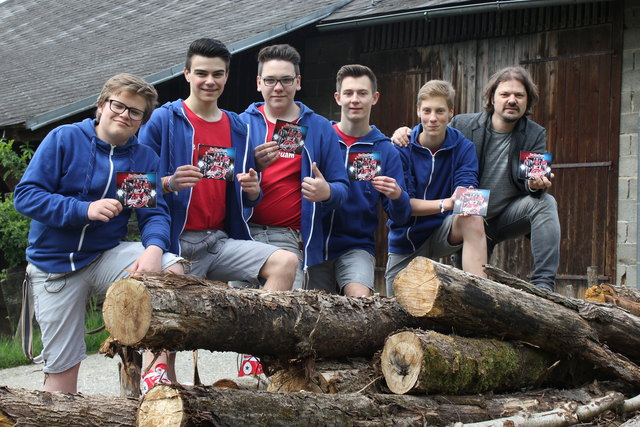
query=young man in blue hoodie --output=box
[385,80,487,296]
[239,44,349,289]
[306,64,411,297]
[14,73,183,394]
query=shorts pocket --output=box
[44,273,68,293]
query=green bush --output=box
[0,138,33,188]
[0,138,33,275]
[0,194,30,270]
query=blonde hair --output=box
[416,80,455,109]
[96,73,158,123]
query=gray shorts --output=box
[28,242,182,374]
[244,223,304,289]
[180,229,279,285]
[306,249,375,294]
[385,214,461,297]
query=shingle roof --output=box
[0,0,350,129]
[319,0,468,22]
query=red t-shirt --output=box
[333,124,360,147]
[183,102,231,231]
[250,105,302,229]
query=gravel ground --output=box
[0,350,251,395]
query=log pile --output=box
[9,258,640,425]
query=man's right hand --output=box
[88,199,122,222]
[255,141,279,171]
[168,165,202,191]
[390,126,412,147]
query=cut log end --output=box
[137,385,184,427]
[103,278,152,346]
[393,257,441,317]
[381,331,423,395]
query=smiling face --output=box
[334,75,379,124]
[257,59,301,115]
[184,55,229,106]
[417,95,453,147]
[492,79,527,125]
[95,91,146,146]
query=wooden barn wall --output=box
[305,1,622,297]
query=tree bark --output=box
[99,337,142,398]
[0,386,137,426]
[267,357,383,393]
[484,264,640,362]
[103,275,444,359]
[393,257,640,387]
[381,329,554,395]
[137,382,631,427]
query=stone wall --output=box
[618,0,640,287]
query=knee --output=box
[272,249,299,273]
[539,193,558,211]
[459,215,486,239]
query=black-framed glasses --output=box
[260,76,297,87]
[106,99,145,121]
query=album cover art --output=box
[272,120,307,155]
[347,151,382,181]
[452,187,490,216]
[518,151,552,180]
[115,172,157,209]
[197,145,235,181]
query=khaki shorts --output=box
[28,242,182,373]
[306,249,375,294]
[385,214,461,297]
[180,229,280,285]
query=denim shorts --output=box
[28,242,182,373]
[306,249,375,294]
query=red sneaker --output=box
[141,363,171,395]
[238,354,264,377]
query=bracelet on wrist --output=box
[439,199,446,214]
[162,176,174,193]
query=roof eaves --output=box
[25,0,353,131]
[317,0,610,31]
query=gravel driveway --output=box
[0,350,248,395]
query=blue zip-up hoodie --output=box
[323,125,411,260]
[240,102,349,269]
[138,100,257,254]
[388,125,478,254]
[14,118,171,273]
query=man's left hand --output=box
[372,176,402,200]
[129,245,163,276]
[237,168,260,201]
[302,162,331,202]
[529,172,554,190]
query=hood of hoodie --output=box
[243,101,315,122]
[74,118,139,201]
[409,124,466,152]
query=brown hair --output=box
[483,66,539,116]
[96,73,158,123]
[257,44,301,76]
[335,64,377,93]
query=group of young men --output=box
[14,37,560,394]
